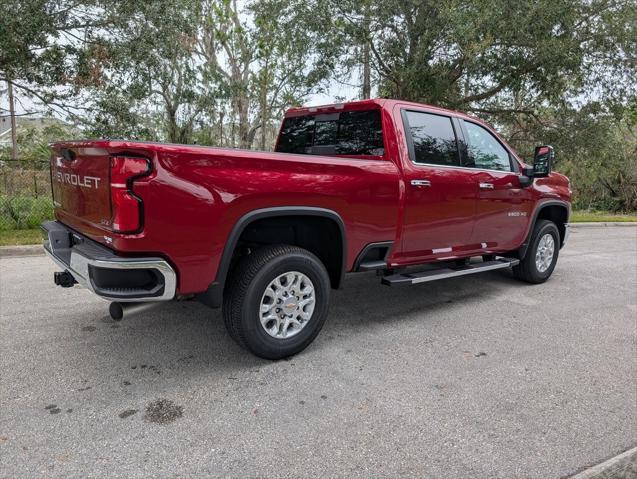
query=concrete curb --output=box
[0,244,44,257]
[0,223,635,257]
[570,222,637,228]
[568,446,637,479]
[0,221,637,258]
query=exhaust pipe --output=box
[109,302,161,321]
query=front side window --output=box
[464,121,512,171]
[276,110,384,156]
[403,111,459,166]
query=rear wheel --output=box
[222,245,331,359]
[513,219,560,284]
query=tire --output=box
[222,245,331,359]
[513,219,560,284]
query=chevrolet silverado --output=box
[42,99,571,359]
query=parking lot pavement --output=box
[1,227,636,478]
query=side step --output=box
[381,258,520,286]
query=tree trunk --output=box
[259,75,268,150]
[361,8,371,99]
[7,81,18,161]
[236,95,250,149]
[218,110,225,147]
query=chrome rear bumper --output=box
[42,221,176,302]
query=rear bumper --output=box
[41,221,176,302]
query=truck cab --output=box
[275,99,570,268]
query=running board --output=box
[381,258,520,286]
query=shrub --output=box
[0,195,54,231]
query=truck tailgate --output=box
[50,146,112,229]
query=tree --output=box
[249,0,336,148]
[83,0,218,143]
[0,1,119,115]
[507,101,637,211]
[312,0,636,115]
[195,0,336,149]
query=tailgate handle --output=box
[60,148,76,162]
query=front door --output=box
[398,109,478,262]
[461,119,534,251]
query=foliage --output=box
[503,101,637,211]
[299,0,637,210]
[0,121,76,166]
[1,0,636,210]
[0,228,43,246]
[321,0,635,109]
[0,195,54,230]
[570,211,637,222]
[0,1,123,115]
[81,0,212,143]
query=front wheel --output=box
[513,219,560,284]
[222,245,331,359]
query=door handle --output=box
[479,182,494,190]
[411,179,431,188]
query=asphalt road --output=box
[1,227,636,479]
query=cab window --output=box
[276,110,384,156]
[403,111,460,166]
[463,121,512,171]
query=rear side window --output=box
[276,110,384,156]
[403,111,459,166]
[463,121,512,171]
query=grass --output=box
[570,210,637,223]
[1,210,635,247]
[0,228,42,246]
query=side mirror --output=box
[533,145,554,178]
[519,166,533,187]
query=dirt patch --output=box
[143,399,183,425]
[118,409,138,419]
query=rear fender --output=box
[199,207,347,308]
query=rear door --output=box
[460,120,534,250]
[397,109,478,261]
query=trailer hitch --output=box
[54,271,77,288]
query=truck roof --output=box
[285,98,524,161]
[284,98,480,122]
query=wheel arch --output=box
[199,207,347,308]
[519,200,570,259]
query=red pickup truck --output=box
[43,99,571,359]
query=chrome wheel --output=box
[260,271,315,339]
[535,233,555,273]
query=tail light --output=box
[110,156,151,233]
